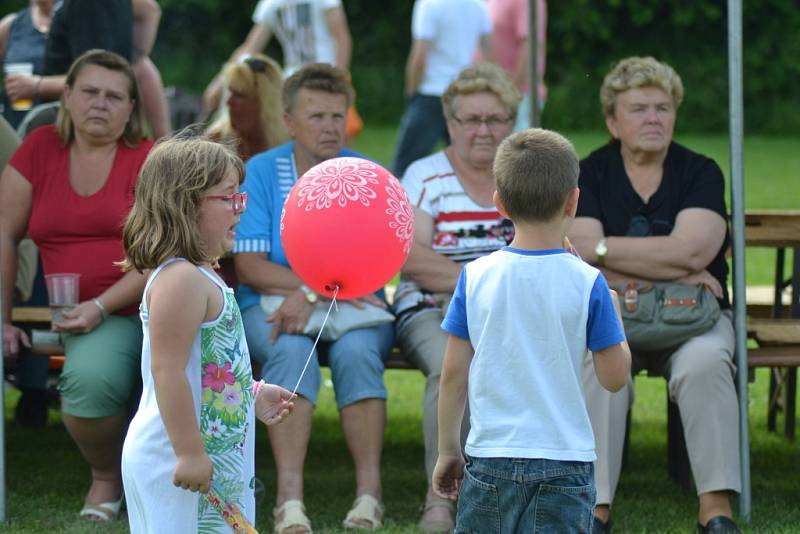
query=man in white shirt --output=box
[391,0,493,178]
[202,0,351,112]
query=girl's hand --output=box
[173,451,213,493]
[254,381,295,425]
[52,300,104,334]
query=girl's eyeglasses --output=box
[203,191,248,212]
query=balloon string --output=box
[290,285,340,398]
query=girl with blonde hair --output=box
[120,132,295,532]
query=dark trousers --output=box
[391,93,449,178]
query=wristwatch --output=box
[299,284,318,304]
[595,238,608,265]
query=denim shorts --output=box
[456,456,596,534]
[242,305,394,409]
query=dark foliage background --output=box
[3,0,797,132]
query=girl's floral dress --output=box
[122,259,256,533]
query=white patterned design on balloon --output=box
[385,177,414,254]
[295,159,379,211]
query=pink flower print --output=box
[202,362,235,393]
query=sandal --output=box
[79,495,124,522]
[342,494,384,530]
[273,499,312,534]
[418,495,454,533]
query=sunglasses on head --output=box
[241,56,268,74]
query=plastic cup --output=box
[4,62,34,111]
[45,273,80,324]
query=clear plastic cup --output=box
[45,273,80,324]
[4,62,34,111]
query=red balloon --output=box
[281,157,415,300]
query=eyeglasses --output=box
[203,191,248,212]
[241,56,268,74]
[451,114,513,132]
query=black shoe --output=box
[697,516,741,534]
[592,515,612,533]
[14,388,49,428]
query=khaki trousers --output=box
[582,311,741,504]
[398,309,469,484]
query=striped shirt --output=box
[394,150,513,329]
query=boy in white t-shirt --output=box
[432,129,631,533]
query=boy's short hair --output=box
[282,63,354,113]
[494,129,579,223]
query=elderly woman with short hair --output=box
[569,56,740,534]
[393,62,520,532]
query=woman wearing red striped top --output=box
[393,63,520,532]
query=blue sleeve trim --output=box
[441,270,469,339]
[587,274,626,352]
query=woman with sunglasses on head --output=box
[568,57,739,534]
[0,49,153,522]
[393,63,520,532]
[206,54,288,163]
[206,54,288,287]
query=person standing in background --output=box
[38,0,171,139]
[202,0,362,142]
[391,0,493,178]
[484,0,547,131]
[0,0,53,129]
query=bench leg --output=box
[768,369,779,432]
[786,368,797,440]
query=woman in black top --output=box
[570,56,741,534]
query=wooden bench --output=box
[11,305,418,369]
[746,318,800,438]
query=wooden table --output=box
[744,209,800,439]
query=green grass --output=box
[354,126,800,286]
[2,129,798,532]
[2,368,799,532]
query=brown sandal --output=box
[418,495,454,533]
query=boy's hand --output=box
[173,451,213,493]
[431,452,465,501]
[254,381,296,425]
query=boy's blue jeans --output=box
[456,456,596,534]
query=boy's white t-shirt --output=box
[252,0,342,76]
[441,247,625,461]
[412,0,492,96]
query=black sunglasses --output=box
[626,215,673,237]
[242,57,268,74]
